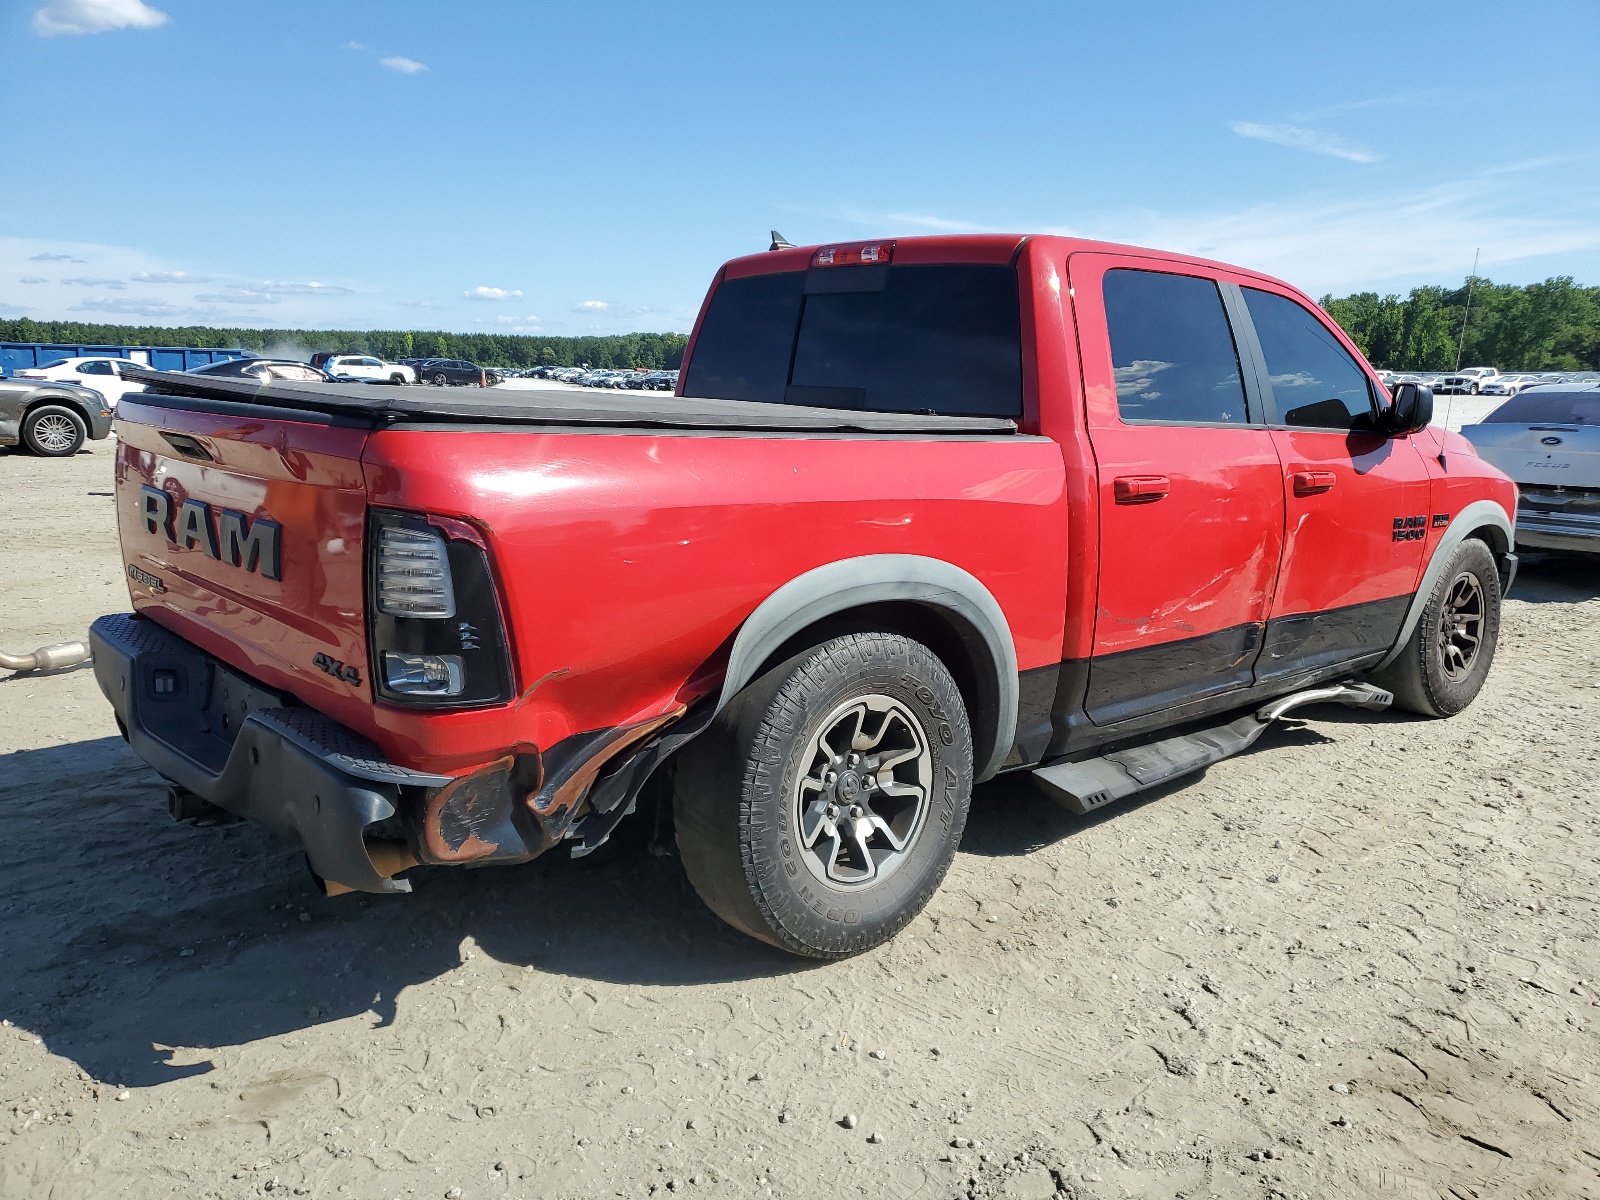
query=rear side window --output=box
[1102,270,1249,424]
[1483,389,1600,426]
[683,264,1021,417]
[1243,288,1378,431]
[77,360,115,376]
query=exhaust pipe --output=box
[0,640,92,674]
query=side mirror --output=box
[1386,382,1434,435]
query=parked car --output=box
[418,358,498,386]
[1479,374,1537,398]
[14,355,149,406]
[320,355,416,384]
[1435,367,1501,395]
[1460,382,1600,554]
[0,377,113,457]
[189,358,335,383]
[91,233,1516,960]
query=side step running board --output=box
[1030,681,1392,816]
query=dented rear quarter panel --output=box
[360,428,1069,772]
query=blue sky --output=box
[3,0,1598,336]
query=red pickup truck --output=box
[93,234,1517,959]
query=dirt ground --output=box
[1,441,1598,1200]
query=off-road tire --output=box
[674,632,973,959]
[22,405,86,457]
[1371,537,1501,716]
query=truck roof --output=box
[718,233,1302,294]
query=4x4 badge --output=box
[312,653,361,686]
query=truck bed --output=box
[124,367,1018,435]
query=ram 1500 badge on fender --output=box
[91,234,1518,959]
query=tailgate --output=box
[113,395,376,730]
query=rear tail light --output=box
[382,651,465,696]
[367,510,513,708]
[375,524,455,617]
[811,240,895,268]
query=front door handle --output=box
[1292,470,1337,496]
[1114,475,1170,504]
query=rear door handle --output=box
[1292,470,1337,496]
[1113,475,1170,504]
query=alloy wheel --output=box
[32,413,78,454]
[1438,570,1485,683]
[792,694,933,888]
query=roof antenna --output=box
[769,230,794,251]
[1444,247,1480,439]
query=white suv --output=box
[324,355,416,384]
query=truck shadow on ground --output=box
[0,732,1116,1089]
[0,710,1378,1090]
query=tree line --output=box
[0,318,689,371]
[6,274,1597,375]
[1321,276,1599,372]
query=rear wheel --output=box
[432,372,448,386]
[22,405,86,457]
[674,632,972,959]
[1371,538,1501,716]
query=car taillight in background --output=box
[367,510,514,708]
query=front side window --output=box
[683,263,1022,417]
[1243,288,1378,431]
[1101,270,1249,424]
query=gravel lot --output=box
[1,442,1597,1200]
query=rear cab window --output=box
[1484,389,1600,426]
[1101,269,1250,424]
[683,259,1022,418]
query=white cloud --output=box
[195,290,279,306]
[466,286,522,301]
[131,270,207,284]
[1060,171,1600,294]
[19,276,48,285]
[1230,122,1379,164]
[70,295,182,317]
[576,299,609,311]
[381,56,427,74]
[33,0,167,36]
[258,280,352,296]
[494,314,543,331]
[343,40,368,50]
[30,252,85,263]
[1287,90,1438,123]
[61,276,125,289]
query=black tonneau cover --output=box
[123,367,1017,435]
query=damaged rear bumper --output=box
[90,613,701,894]
[91,613,450,894]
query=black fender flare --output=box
[1374,498,1514,671]
[714,554,1019,782]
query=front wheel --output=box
[1370,538,1501,716]
[674,632,972,959]
[390,374,406,385]
[22,405,86,457]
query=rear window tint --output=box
[683,264,1022,417]
[1484,389,1600,426]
